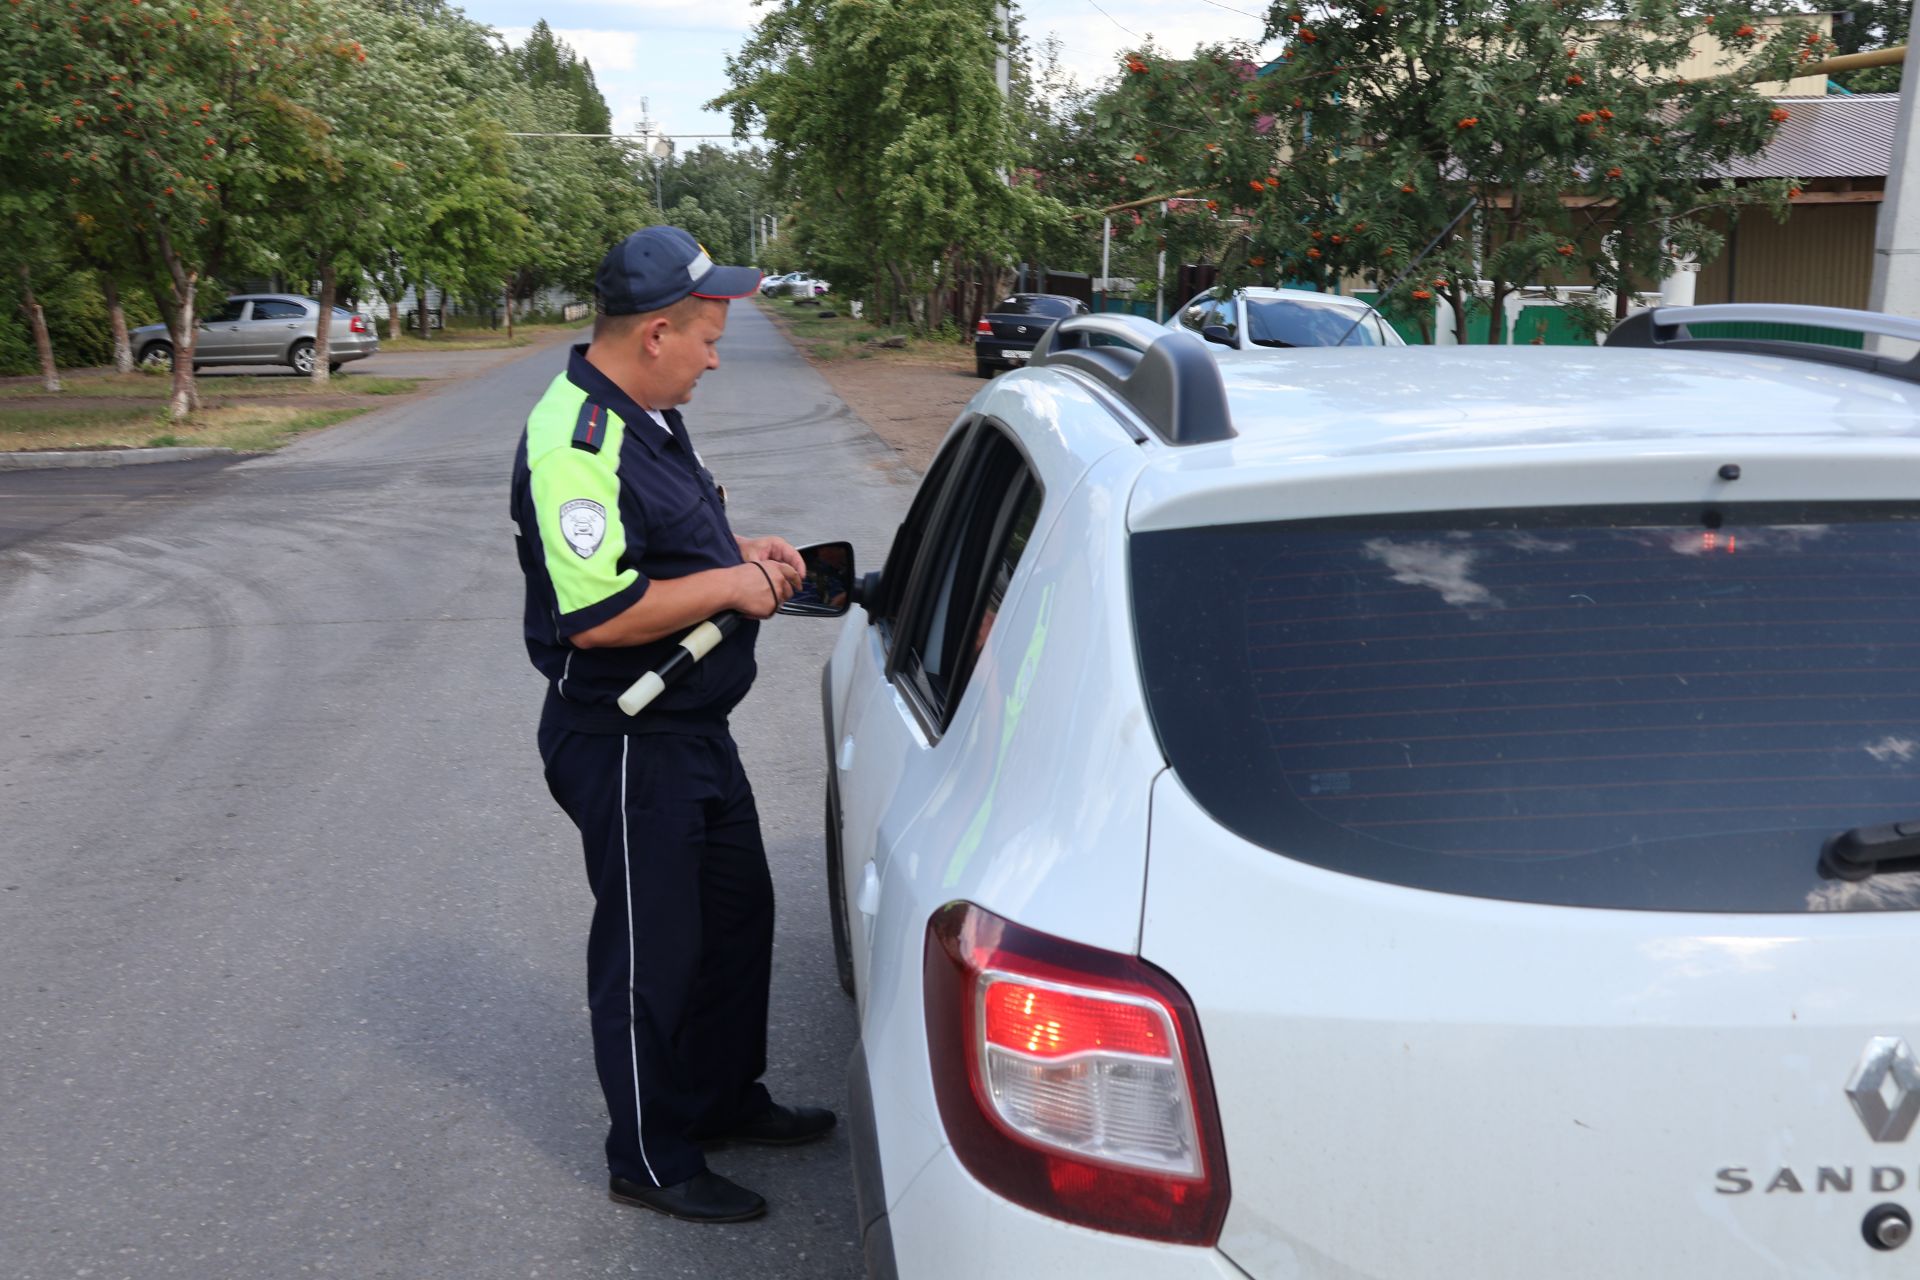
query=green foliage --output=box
[719,0,1073,330]
[1824,0,1907,90]
[658,144,773,267]
[1094,3,1819,341]
[0,0,632,381]
[0,261,159,375]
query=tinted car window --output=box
[1245,298,1388,347]
[876,426,968,639]
[1180,296,1233,339]
[1132,503,1920,913]
[251,299,307,320]
[203,299,246,323]
[992,296,1078,318]
[900,429,1041,727]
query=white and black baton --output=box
[613,541,857,717]
[616,611,744,716]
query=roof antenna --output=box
[1334,196,1479,346]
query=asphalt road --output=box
[0,309,917,1278]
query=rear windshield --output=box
[993,296,1078,317]
[1131,504,1920,912]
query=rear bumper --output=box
[973,339,1036,366]
[884,1142,1244,1277]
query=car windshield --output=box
[992,297,1078,317]
[1244,296,1391,347]
[1131,503,1920,912]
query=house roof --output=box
[1710,93,1899,179]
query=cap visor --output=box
[690,265,763,300]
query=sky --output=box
[463,0,1282,150]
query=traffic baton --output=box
[616,611,744,716]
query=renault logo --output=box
[1847,1037,1920,1143]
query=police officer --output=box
[510,226,834,1223]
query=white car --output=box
[820,305,1920,1277]
[760,271,804,296]
[1169,284,1404,348]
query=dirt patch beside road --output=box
[753,297,978,473]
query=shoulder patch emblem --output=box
[558,498,608,558]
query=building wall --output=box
[1669,13,1833,96]
[1694,202,1877,309]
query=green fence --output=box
[1684,322,1865,350]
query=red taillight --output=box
[983,981,1171,1060]
[348,314,368,334]
[924,901,1230,1246]
[976,318,992,334]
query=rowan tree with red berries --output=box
[3,0,355,415]
[1101,2,1827,342]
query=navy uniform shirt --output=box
[510,344,755,735]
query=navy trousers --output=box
[539,726,775,1187]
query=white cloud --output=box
[496,26,641,71]
[575,0,764,32]
[1022,0,1275,92]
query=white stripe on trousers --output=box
[621,736,661,1185]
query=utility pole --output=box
[1869,28,1920,331]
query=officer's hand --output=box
[735,560,799,619]
[739,535,805,578]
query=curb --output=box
[0,446,242,472]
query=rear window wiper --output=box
[1820,822,1920,881]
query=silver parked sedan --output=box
[131,293,380,375]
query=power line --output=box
[1082,0,1141,40]
[1190,0,1268,20]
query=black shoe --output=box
[609,1171,767,1223]
[706,1102,838,1147]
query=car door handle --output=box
[857,863,880,917]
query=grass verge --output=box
[374,322,581,353]
[0,373,421,400]
[0,403,372,453]
[750,296,970,368]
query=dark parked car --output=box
[131,293,379,375]
[973,293,1090,377]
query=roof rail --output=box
[1606,303,1920,383]
[1028,313,1235,445]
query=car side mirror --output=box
[777,541,860,617]
[1201,324,1235,347]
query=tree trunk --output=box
[312,261,336,385]
[416,281,433,340]
[504,277,515,343]
[17,264,62,393]
[152,219,200,419]
[1487,281,1510,345]
[383,292,402,341]
[101,273,133,374]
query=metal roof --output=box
[1711,93,1899,179]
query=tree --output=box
[719,0,1072,331]
[1099,3,1825,343]
[659,144,773,267]
[1821,0,1907,90]
[498,27,650,318]
[5,0,356,416]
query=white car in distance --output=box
[1169,284,1405,349]
[817,305,1920,1278]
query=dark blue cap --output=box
[595,225,761,316]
